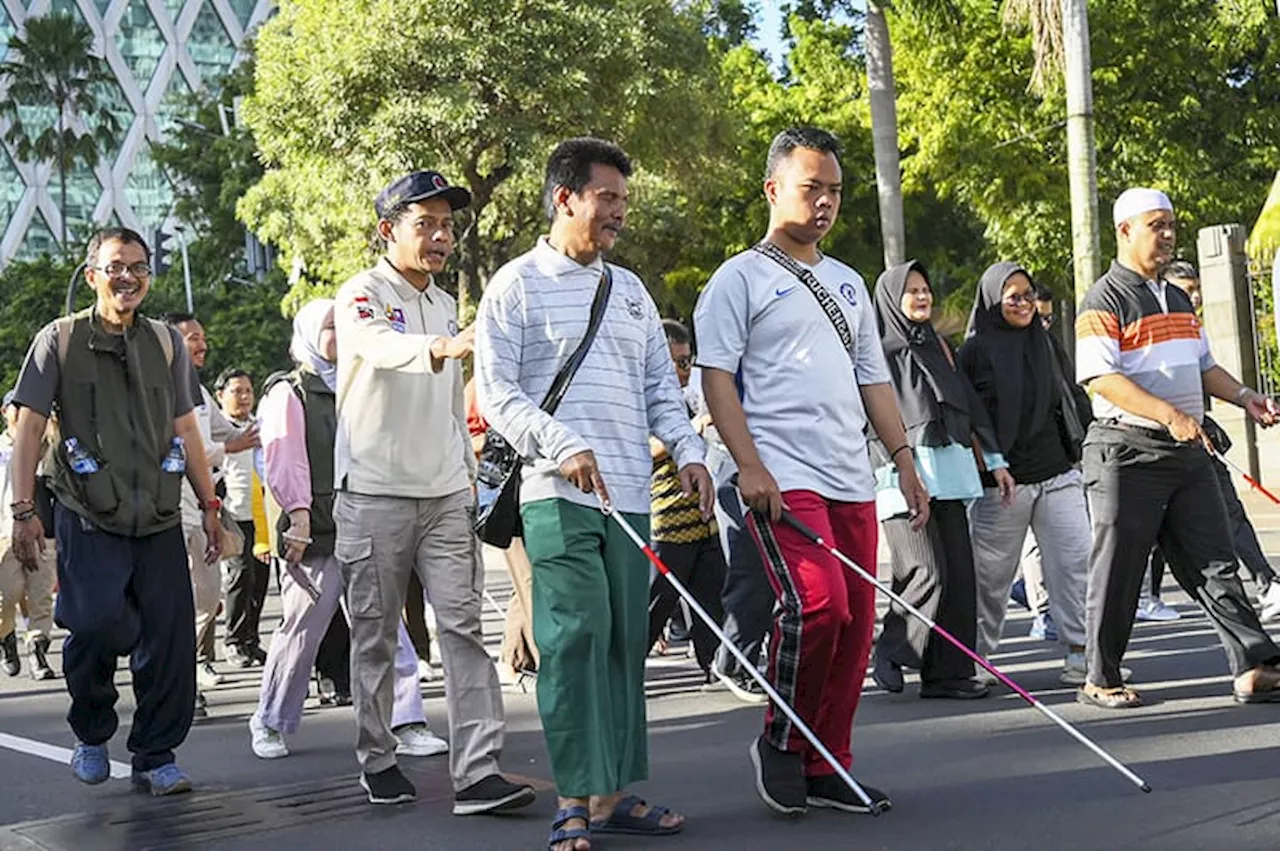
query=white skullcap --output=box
[1113,188,1173,228]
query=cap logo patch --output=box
[432,175,447,189]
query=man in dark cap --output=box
[332,171,535,813]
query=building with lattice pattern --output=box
[0,0,271,265]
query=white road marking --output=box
[0,732,132,779]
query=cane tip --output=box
[1140,783,1152,794]
[869,802,886,817]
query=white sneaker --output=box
[417,659,439,682]
[394,724,449,757]
[1061,652,1132,686]
[196,662,224,689]
[1260,583,1280,622]
[249,713,289,759]
[1135,598,1181,622]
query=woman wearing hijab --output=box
[872,261,1015,699]
[958,263,1094,688]
[249,300,447,759]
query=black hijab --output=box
[873,261,998,452]
[959,262,1057,453]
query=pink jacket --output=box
[258,381,312,514]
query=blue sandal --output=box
[590,794,683,836]
[548,805,591,850]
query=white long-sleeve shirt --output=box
[333,258,474,499]
[474,237,704,515]
[181,384,232,528]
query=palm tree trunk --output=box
[57,107,68,247]
[1062,0,1100,306]
[865,2,906,270]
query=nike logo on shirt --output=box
[775,286,797,297]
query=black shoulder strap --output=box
[538,265,613,415]
[751,242,854,356]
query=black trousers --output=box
[647,536,727,671]
[1150,454,1277,596]
[54,505,195,771]
[403,572,432,664]
[878,499,977,685]
[711,481,775,678]
[315,604,351,694]
[1083,432,1280,688]
[223,519,269,651]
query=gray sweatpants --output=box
[336,489,504,788]
[970,469,1090,656]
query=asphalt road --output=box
[2,545,1280,851]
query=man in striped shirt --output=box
[1075,187,1280,710]
[475,138,712,850]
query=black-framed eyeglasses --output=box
[1002,293,1036,306]
[674,356,692,370]
[92,262,153,280]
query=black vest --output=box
[52,309,180,537]
[265,367,336,558]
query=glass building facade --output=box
[0,0,270,265]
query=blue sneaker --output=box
[131,763,193,796]
[71,743,111,785]
[1009,579,1029,611]
[1029,612,1058,642]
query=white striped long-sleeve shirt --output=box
[475,237,705,515]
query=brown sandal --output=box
[1077,685,1143,709]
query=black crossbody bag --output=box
[752,242,890,462]
[473,266,613,548]
[752,241,856,351]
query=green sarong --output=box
[520,498,651,797]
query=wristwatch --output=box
[200,496,223,513]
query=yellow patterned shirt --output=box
[650,455,717,544]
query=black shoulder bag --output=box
[473,266,613,548]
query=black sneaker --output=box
[360,765,416,805]
[2,632,19,677]
[29,637,55,681]
[919,678,989,700]
[749,735,806,816]
[872,653,904,693]
[193,691,209,721]
[452,773,536,815]
[806,774,892,814]
[710,668,768,705]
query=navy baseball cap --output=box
[374,171,472,219]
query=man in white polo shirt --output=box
[333,170,535,813]
[695,127,929,818]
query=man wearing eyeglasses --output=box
[645,319,726,680]
[8,227,222,794]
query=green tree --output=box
[0,257,79,393]
[152,60,263,283]
[891,0,1280,307]
[240,0,729,309]
[632,17,986,325]
[148,60,294,387]
[0,13,120,247]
